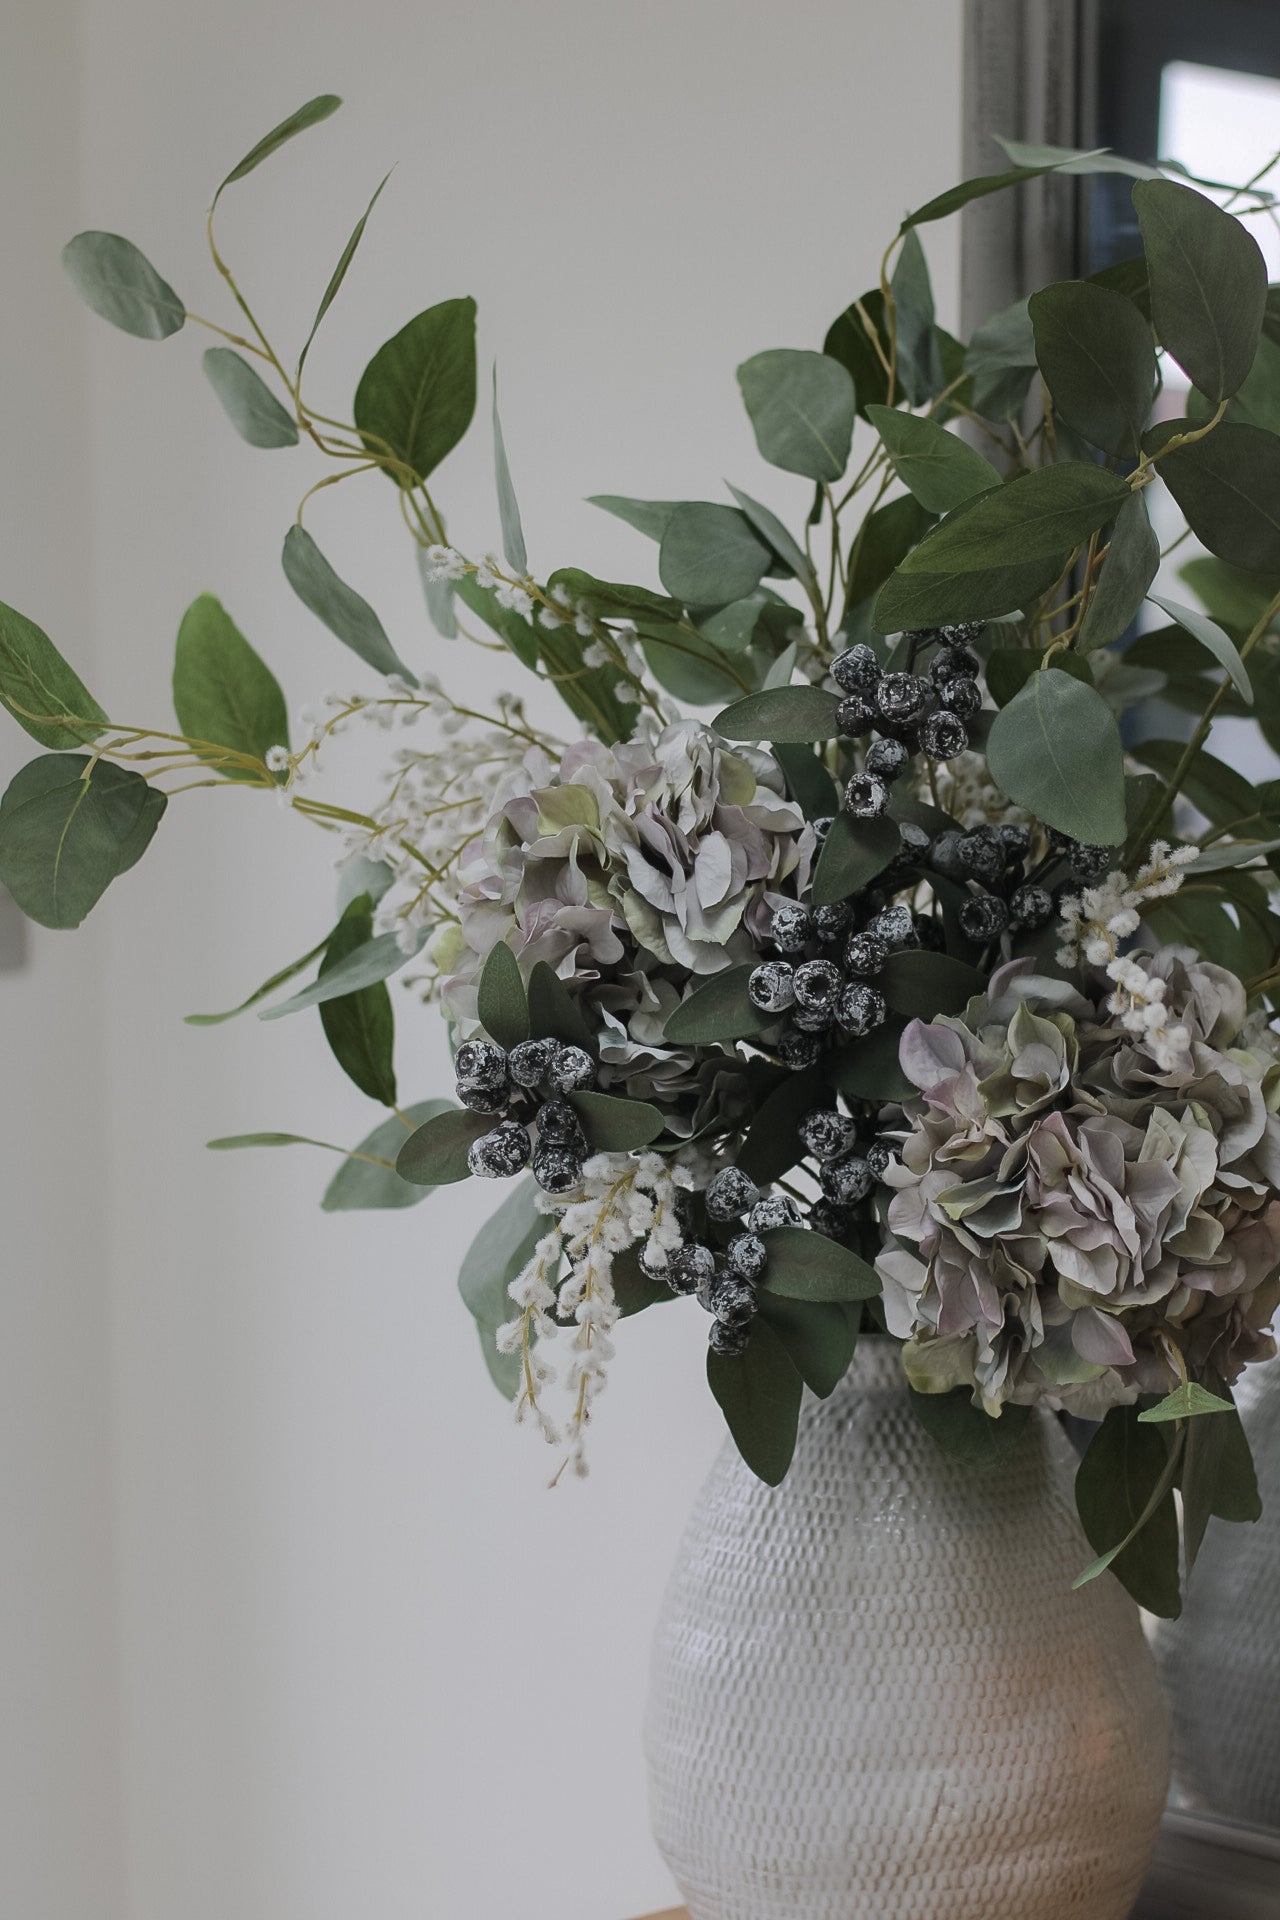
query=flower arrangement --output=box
[4,95,1280,1615]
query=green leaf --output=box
[259,927,422,1018]
[1152,422,1280,574]
[713,685,841,743]
[890,227,943,405]
[811,812,900,907]
[898,464,1130,574]
[318,894,397,1107]
[1208,331,1280,436]
[298,171,390,371]
[986,645,1091,707]
[526,960,595,1050]
[736,1066,826,1187]
[1088,255,1152,318]
[1129,737,1257,832]
[986,669,1127,844]
[1184,836,1280,873]
[706,1317,804,1486]
[395,1105,490,1186]
[353,296,477,485]
[842,494,935,634]
[1078,492,1160,652]
[611,1243,677,1320]
[963,297,1038,421]
[321,1100,453,1211]
[1148,593,1252,701]
[1074,1407,1182,1617]
[828,1019,914,1101]
[756,1296,859,1399]
[909,1387,1034,1464]
[185,937,328,1025]
[1181,1393,1260,1568]
[1028,280,1157,457]
[760,1226,881,1303]
[281,525,412,680]
[659,502,771,607]
[993,136,1162,180]
[823,289,891,418]
[585,495,679,542]
[60,231,184,340]
[172,593,289,778]
[491,365,527,574]
[880,950,984,1017]
[1133,178,1267,401]
[865,406,1000,515]
[215,93,342,197]
[0,753,165,928]
[568,1089,664,1150]
[458,1179,546,1398]
[201,348,298,449]
[698,590,783,655]
[640,625,743,707]
[902,156,1107,231]
[476,941,530,1049]
[736,347,855,482]
[0,601,107,750]
[1138,1380,1235,1423]
[725,485,812,581]
[663,964,774,1045]
[1180,554,1280,632]
[774,743,837,819]
[208,1131,353,1152]
[545,567,681,628]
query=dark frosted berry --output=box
[889,821,931,875]
[508,1037,557,1088]
[799,1109,857,1161]
[836,982,887,1036]
[809,1198,852,1241]
[843,930,887,977]
[793,957,842,1012]
[667,1241,717,1296]
[1071,843,1115,883]
[532,1143,585,1194]
[821,1155,874,1205]
[708,1318,751,1357]
[919,709,969,761]
[957,828,1003,885]
[780,1025,824,1070]
[455,1038,508,1091]
[998,823,1030,863]
[726,1233,768,1282]
[932,642,981,680]
[959,893,1010,942]
[938,675,982,717]
[547,1043,596,1093]
[468,1119,531,1179]
[705,1166,760,1222]
[538,1095,585,1145]
[1010,883,1054,930]
[930,829,967,880]
[748,959,795,1014]
[832,643,881,693]
[836,693,877,736]
[875,672,933,734]
[868,903,916,950]
[811,815,835,844]
[771,901,815,953]
[749,1194,801,1234]
[792,1002,836,1033]
[712,1273,760,1328]
[914,913,946,952]
[844,770,890,818]
[865,736,910,782]
[813,902,854,942]
[866,1139,894,1179]
[940,621,985,647]
[457,1080,510,1114]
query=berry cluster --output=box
[652,1165,800,1356]
[749,895,933,1070]
[929,822,1115,945]
[797,1106,894,1243]
[455,1036,598,1193]
[830,623,985,820]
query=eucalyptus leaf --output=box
[0,601,106,750]
[395,1105,490,1186]
[963,296,1038,421]
[172,593,289,778]
[298,171,390,371]
[890,227,943,405]
[458,1179,546,1398]
[491,365,527,573]
[1180,555,1280,633]
[353,296,477,485]
[897,464,1130,575]
[985,646,1090,708]
[568,1089,664,1151]
[416,547,457,638]
[215,94,342,197]
[714,685,841,744]
[699,590,782,655]
[318,894,397,1107]
[185,937,328,1025]
[1074,1406,1182,1617]
[477,941,530,1049]
[1181,1395,1261,1569]
[282,524,412,680]
[707,1318,803,1486]
[586,495,680,542]
[823,288,891,418]
[865,406,1000,515]
[874,554,1067,632]
[737,1068,827,1187]
[61,231,184,340]
[881,950,984,1017]
[812,812,900,907]
[1137,1381,1234,1423]
[0,753,166,929]
[842,494,934,627]
[1133,178,1267,401]
[526,960,595,1050]
[663,965,774,1045]
[993,136,1162,180]
[1185,837,1280,873]
[774,742,837,819]
[829,1020,914,1102]
[1028,280,1157,457]
[640,624,743,707]
[759,1227,881,1303]
[1152,422,1280,574]
[986,670,1127,844]
[202,349,298,449]
[321,1100,453,1211]
[756,1296,859,1399]
[725,485,811,581]
[1078,492,1159,652]
[736,348,855,482]
[259,926,424,1018]
[659,503,771,607]
[1149,593,1252,701]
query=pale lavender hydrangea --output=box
[876,951,1280,1417]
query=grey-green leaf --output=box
[568,1089,665,1151]
[663,964,774,1045]
[491,366,527,573]
[707,1317,804,1486]
[1153,422,1280,573]
[321,1100,452,1211]
[993,136,1162,180]
[258,927,424,1018]
[282,524,412,680]
[1149,592,1252,702]
[1074,1407,1182,1616]
[477,941,530,1049]
[963,296,1038,420]
[736,348,855,482]
[458,1179,546,1398]
[865,406,1000,514]
[756,1297,859,1400]
[1133,178,1267,401]
[353,296,477,485]
[986,669,1128,844]
[396,1105,490,1186]
[659,502,771,607]
[0,753,166,929]
[185,937,328,1025]
[202,348,298,449]
[298,171,390,372]
[873,552,1066,632]
[586,495,680,542]
[172,593,289,778]
[759,1226,881,1303]
[725,484,812,582]
[317,894,397,1107]
[713,685,841,743]
[1028,280,1157,457]
[61,231,184,340]
[898,464,1130,574]
[526,960,596,1050]
[880,951,985,1017]
[1078,492,1159,652]
[216,93,342,196]
[812,813,900,907]
[0,601,107,750]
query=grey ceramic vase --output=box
[646,1339,1171,1920]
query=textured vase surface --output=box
[646,1340,1170,1920]
[1158,1355,1280,1827]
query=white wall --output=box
[6,4,962,1916]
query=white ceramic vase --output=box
[645,1339,1170,1920]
